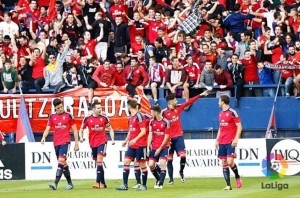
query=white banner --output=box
[25,139,266,180]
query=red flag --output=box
[265,105,277,139]
[48,0,57,21]
[156,0,173,9]
[16,96,35,143]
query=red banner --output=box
[0,87,151,133]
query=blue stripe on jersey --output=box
[228,108,239,118]
[163,118,171,128]
[136,112,144,122]
[101,115,110,127]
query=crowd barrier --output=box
[2,138,300,180]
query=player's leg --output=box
[167,140,175,184]
[176,136,186,182]
[50,144,71,190]
[61,144,73,190]
[148,150,160,186]
[183,82,190,100]
[116,148,134,190]
[156,147,168,189]
[218,144,231,190]
[132,159,141,189]
[136,147,148,191]
[91,147,100,188]
[87,80,97,107]
[227,145,242,188]
[49,145,63,190]
[151,82,159,105]
[93,144,107,189]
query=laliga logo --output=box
[262,139,300,179]
[261,153,288,180]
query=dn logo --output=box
[32,152,51,164]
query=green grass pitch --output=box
[0,177,299,198]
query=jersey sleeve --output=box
[47,114,53,127]
[68,113,75,126]
[104,115,111,127]
[231,109,241,123]
[81,116,88,129]
[136,112,145,128]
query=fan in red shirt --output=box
[29,47,46,94]
[88,59,116,105]
[131,34,144,55]
[147,105,170,189]
[128,12,145,44]
[0,131,6,146]
[41,98,80,190]
[80,27,104,60]
[216,95,242,190]
[277,54,295,97]
[241,50,262,96]
[124,57,148,97]
[141,10,167,44]
[163,90,208,184]
[116,100,147,191]
[113,62,126,87]
[110,0,128,22]
[183,55,201,104]
[79,102,115,189]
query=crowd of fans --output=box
[1,0,300,107]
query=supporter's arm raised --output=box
[264,41,273,55]
[84,16,93,30]
[100,4,116,27]
[58,13,67,30]
[144,0,153,10]
[173,30,180,44]
[29,20,37,40]
[207,2,219,15]
[41,42,47,60]
[73,11,82,27]
[95,23,104,42]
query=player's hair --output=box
[165,94,176,102]
[151,105,161,113]
[185,54,192,60]
[103,59,110,63]
[220,95,230,105]
[131,57,138,62]
[205,60,212,64]
[127,99,138,109]
[53,98,62,107]
[92,102,101,109]
[137,103,141,110]
[215,65,223,70]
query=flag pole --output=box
[265,72,281,139]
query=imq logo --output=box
[270,139,300,176]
